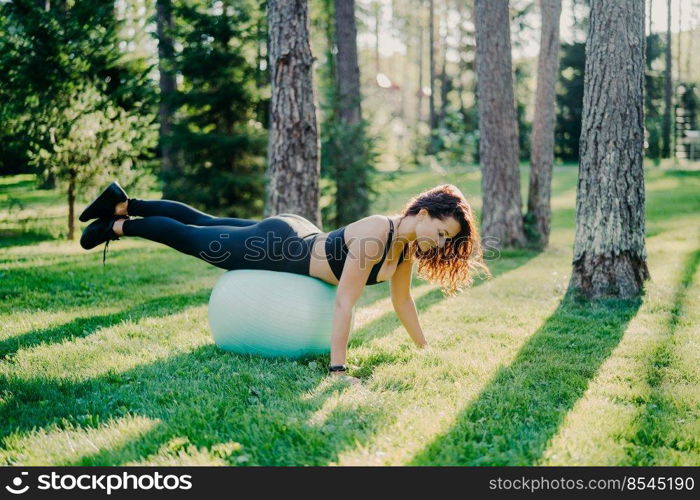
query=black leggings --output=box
[123,199,322,275]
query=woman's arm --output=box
[390,255,427,347]
[329,228,379,367]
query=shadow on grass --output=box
[0,248,217,314]
[0,230,56,249]
[409,292,642,465]
[349,248,542,376]
[0,290,210,360]
[0,175,37,191]
[0,346,390,466]
[626,245,700,465]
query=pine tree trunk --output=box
[266,0,321,226]
[474,0,526,248]
[67,171,76,241]
[525,0,562,248]
[428,0,436,133]
[334,0,368,225]
[417,4,424,124]
[457,1,466,116]
[439,12,448,124]
[569,0,650,299]
[156,0,177,196]
[661,0,673,158]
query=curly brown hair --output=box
[396,184,490,295]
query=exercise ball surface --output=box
[208,270,347,358]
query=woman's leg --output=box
[117,216,284,270]
[126,199,258,227]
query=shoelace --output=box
[103,240,110,266]
[102,217,125,265]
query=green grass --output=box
[1,165,699,466]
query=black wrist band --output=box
[328,364,347,373]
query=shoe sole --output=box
[79,182,126,222]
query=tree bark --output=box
[417,2,424,123]
[474,0,526,248]
[439,8,448,125]
[428,0,437,132]
[156,0,177,196]
[334,0,361,143]
[661,0,672,158]
[334,0,369,225]
[569,0,650,299]
[457,1,466,117]
[266,0,321,226]
[525,0,562,248]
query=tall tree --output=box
[569,0,649,298]
[155,0,177,197]
[416,0,425,124]
[525,0,562,248]
[456,0,467,116]
[474,0,526,248]
[266,0,321,226]
[438,2,449,125]
[428,0,437,133]
[166,0,267,218]
[334,0,371,224]
[334,0,361,141]
[662,0,673,158]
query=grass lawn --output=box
[0,165,698,466]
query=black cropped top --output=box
[325,216,408,285]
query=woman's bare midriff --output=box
[308,233,340,285]
[308,216,405,286]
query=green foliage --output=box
[29,85,156,196]
[645,33,665,161]
[163,0,268,218]
[679,83,698,130]
[0,0,157,183]
[514,61,532,161]
[321,116,381,227]
[429,108,479,168]
[315,0,381,227]
[555,42,585,163]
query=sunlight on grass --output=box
[540,228,700,465]
[5,306,210,382]
[1,168,698,465]
[0,415,160,466]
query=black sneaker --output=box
[81,217,126,265]
[79,182,128,222]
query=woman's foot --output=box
[79,182,128,222]
[115,201,128,216]
[80,217,123,250]
[112,218,126,236]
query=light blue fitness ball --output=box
[208,270,352,358]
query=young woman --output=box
[79,182,489,381]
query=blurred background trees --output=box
[1,0,699,238]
